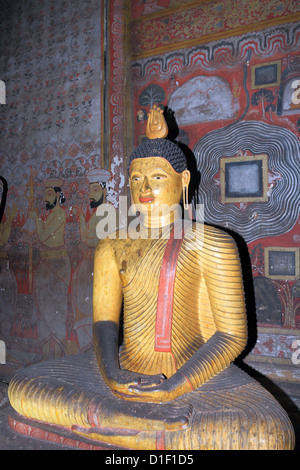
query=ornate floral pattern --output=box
[131,0,300,58]
[0,0,126,365]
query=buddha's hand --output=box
[113,371,192,403]
[107,369,166,397]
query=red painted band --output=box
[155,224,183,352]
[156,430,165,450]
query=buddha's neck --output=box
[141,206,181,230]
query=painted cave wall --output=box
[0,0,127,368]
[0,0,299,382]
[130,0,300,380]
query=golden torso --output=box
[97,223,246,383]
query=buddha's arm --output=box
[93,239,123,382]
[93,239,165,392]
[174,234,248,390]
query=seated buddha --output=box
[8,106,295,450]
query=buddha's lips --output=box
[139,196,154,203]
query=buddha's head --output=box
[128,106,190,227]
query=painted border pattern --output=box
[108,0,126,202]
[132,22,300,82]
[131,0,300,59]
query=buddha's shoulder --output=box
[185,222,237,250]
[95,229,155,266]
[203,223,233,240]
[94,227,132,253]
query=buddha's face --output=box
[129,157,190,218]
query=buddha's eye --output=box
[131,175,141,182]
[152,174,166,180]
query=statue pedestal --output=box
[8,407,126,450]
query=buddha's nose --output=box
[141,176,151,192]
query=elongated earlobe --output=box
[182,170,190,210]
[183,185,189,210]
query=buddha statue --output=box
[8,106,295,450]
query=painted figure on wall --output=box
[28,178,71,359]
[8,107,294,450]
[72,168,111,352]
[76,168,111,248]
[0,177,18,345]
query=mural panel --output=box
[131,0,300,58]
[0,0,127,367]
[131,19,300,370]
[194,120,300,243]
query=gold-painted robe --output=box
[120,224,247,385]
[8,224,295,450]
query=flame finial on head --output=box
[129,104,187,174]
[146,104,168,139]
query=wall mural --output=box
[131,19,300,369]
[131,0,300,59]
[168,75,237,125]
[0,0,299,373]
[0,0,127,367]
[194,120,300,243]
[0,158,117,364]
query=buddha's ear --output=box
[182,170,190,210]
[181,169,190,188]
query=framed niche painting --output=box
[251,60,281,89]
[265,247,299,280]
[220,154,268,204]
